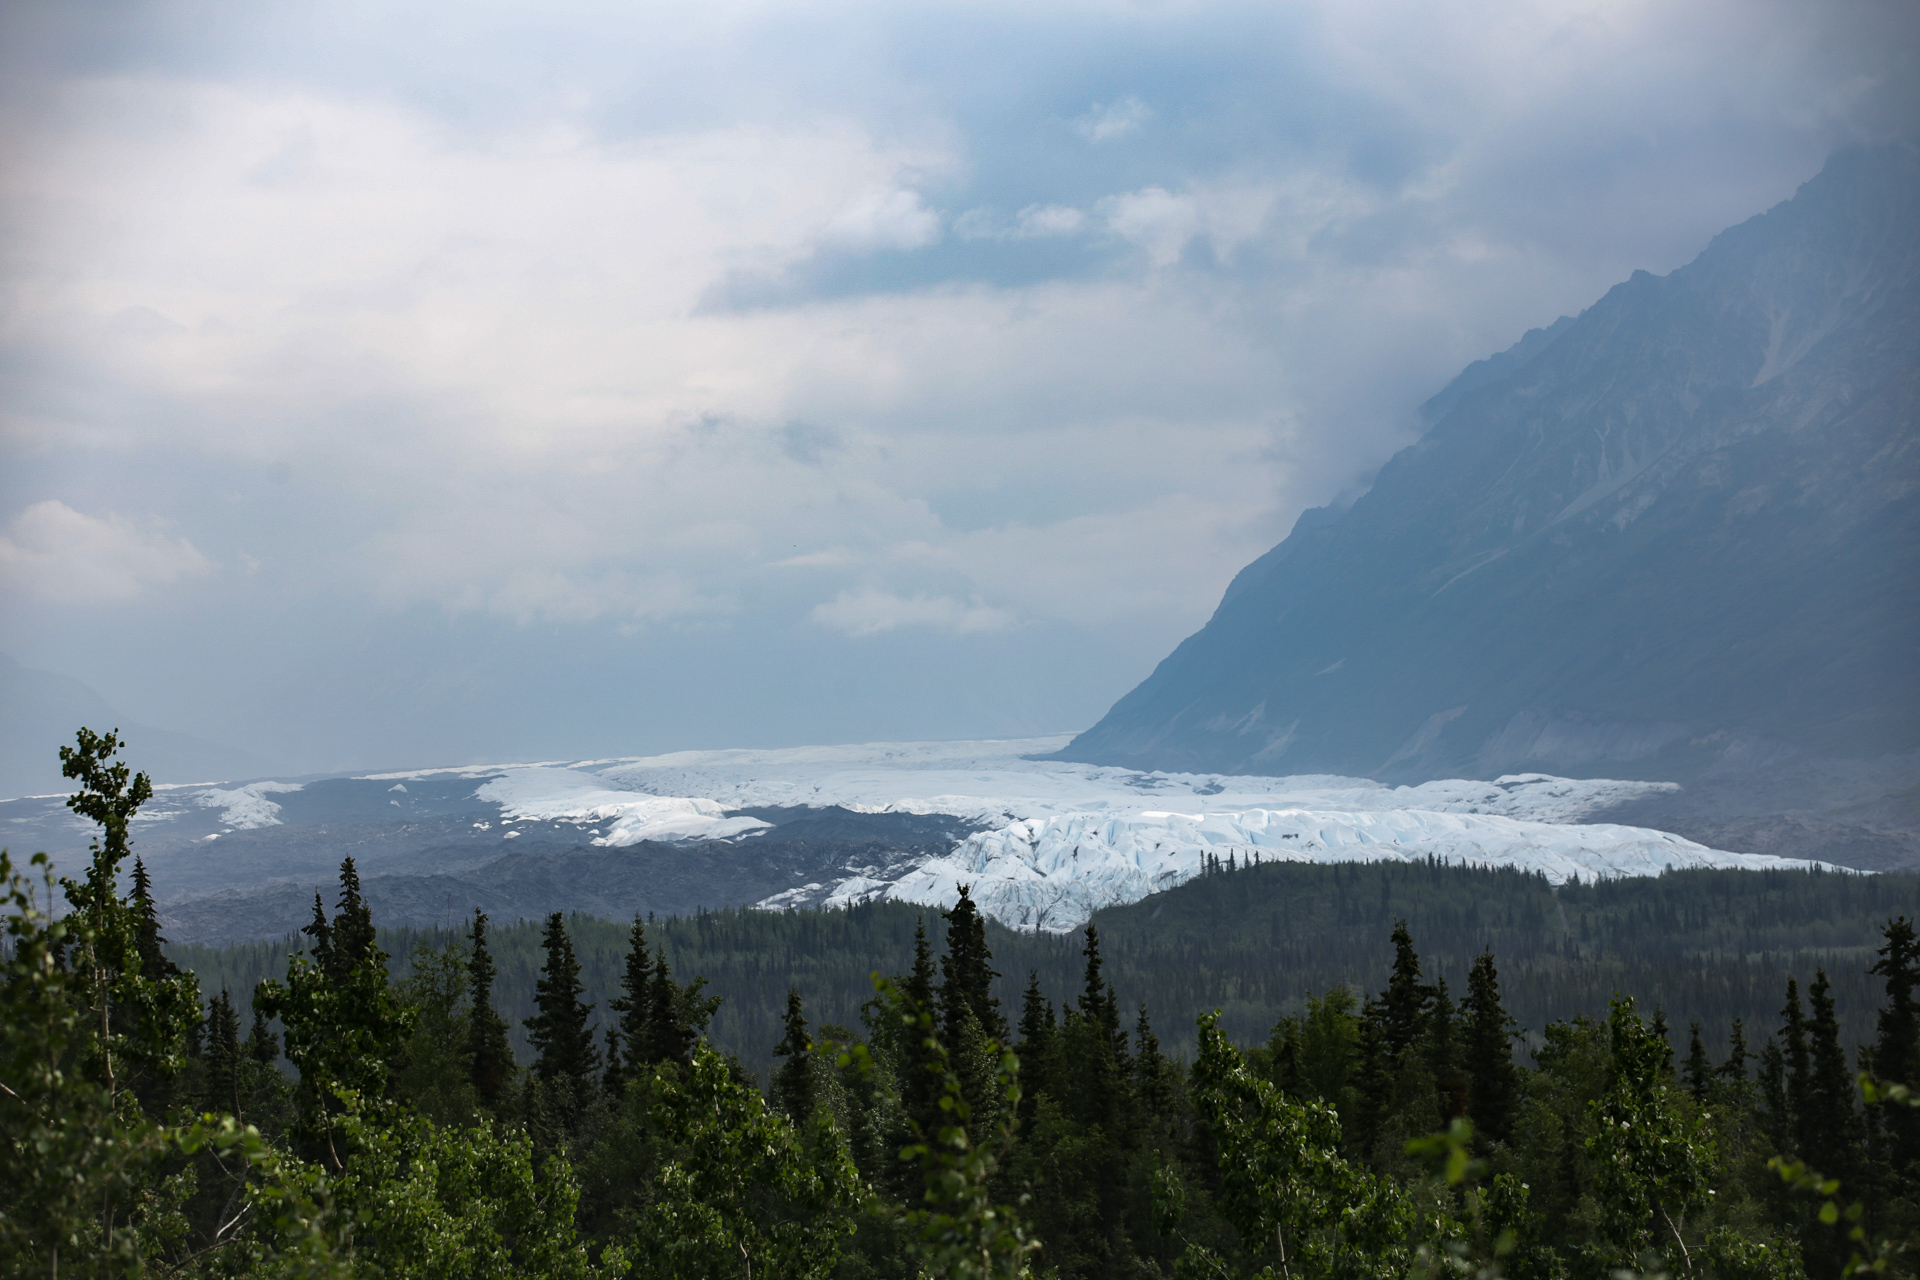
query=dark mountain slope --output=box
[1064,145,1920,782]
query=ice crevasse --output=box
[821,805,1835,933]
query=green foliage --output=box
[56,729,204,1109]
[1179,1010,1420,1279]
[630,1040,861,1279]
[254,859,414,1152]
[328,1093,598,1278]
[22,729,1920,1280]
[862,975,1039,1280]
[1586,996,1718,1274]
[392,937,482,1127]
[172,862,1911,1088]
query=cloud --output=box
[0,0,1912,764]
[0,501,210,604]
[811,589,1017,636]
[949,203,1087,242]
[1073,97,1154,143]
[820,188,943,252]
[1014,204,1086,238]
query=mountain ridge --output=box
[1060,144,1920,782]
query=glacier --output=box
[368,735,1844,933]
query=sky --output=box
[1,0,1915,777]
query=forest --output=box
[170,856,1912,1083]
[4,730,1918,1278]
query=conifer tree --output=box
[1684,1023,1712,1102]
[1651,1007,1674,1072]
[328,857,378,979]
[1427,977,1462,1119]
[1014,972,1055,1133]
[1868,915,1919,1176]
[1376,920,1432,1063]
[244,1001,277,1067]
[1781,978,1812,1153]
[1462,951,1519,1145]
[1718,1019,1750,1081]
[771,986,815,1122]
[602,1024,624,1097]
[940,886,1007,1046]
[256,857,411,1141]
[466,909,515,1110]
[899,919,944,1143]
[525,912,598,1086]
[609,915,656,1077]
[204,988,242,1116]
[1016,972,1054,1058]
[128,857,179,980]
[1078,924,1125,1064]
[1133,1003,1173,1119]
[1758,1036,1790,1151]
[1802,968,1862,1182]
[644,951,697,1067]
[301,892,333,974]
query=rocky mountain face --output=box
[1063,145,1920,785]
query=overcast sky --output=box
[1,0,1914,775]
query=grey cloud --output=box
[1,0,1912,776]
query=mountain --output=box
[1062,145,1920,782]
[0,653,277,798]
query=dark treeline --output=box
[170,859,1912,1082]
[10,730,1920,1278]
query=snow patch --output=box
[193,781,303,829]
[473,768,772,845]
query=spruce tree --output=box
[255,858,410,1138]
[1078,924,1125,1064]
[771,986,815,1122]
[301,892,333,975]
[204,988,242,1116]
[1016,971,1054,1057]
[1015,971,1055,1132]
[1650,1006,1674,1074]
[1427,977,1462,1120]
[466,909,515,1110]
[1068,924,1129,1138]
[1868,915,1919,1176]
[1781,978,1812,1154]
[1462,951,1519,1145]
[940,886,1006,1046]
[244,1002,278,1066]
[1718,1019,1750,1082]
[525,912,598,1086]
[328,857,379,978]
[1377,920,1432,1063]
[1802,969,1862,1182]
[128,857,179,980]
[609,915,656,1076]
[1133,1003,1173,1119]
[1684,1023,1712,1102]
[634,948,718,1070]
[602,1024,624,1096]
[898,919,944,1143]
[1758,1036,1790,1152]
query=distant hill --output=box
[1062,145,1920,782]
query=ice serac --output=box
[1060,145,1920,782]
